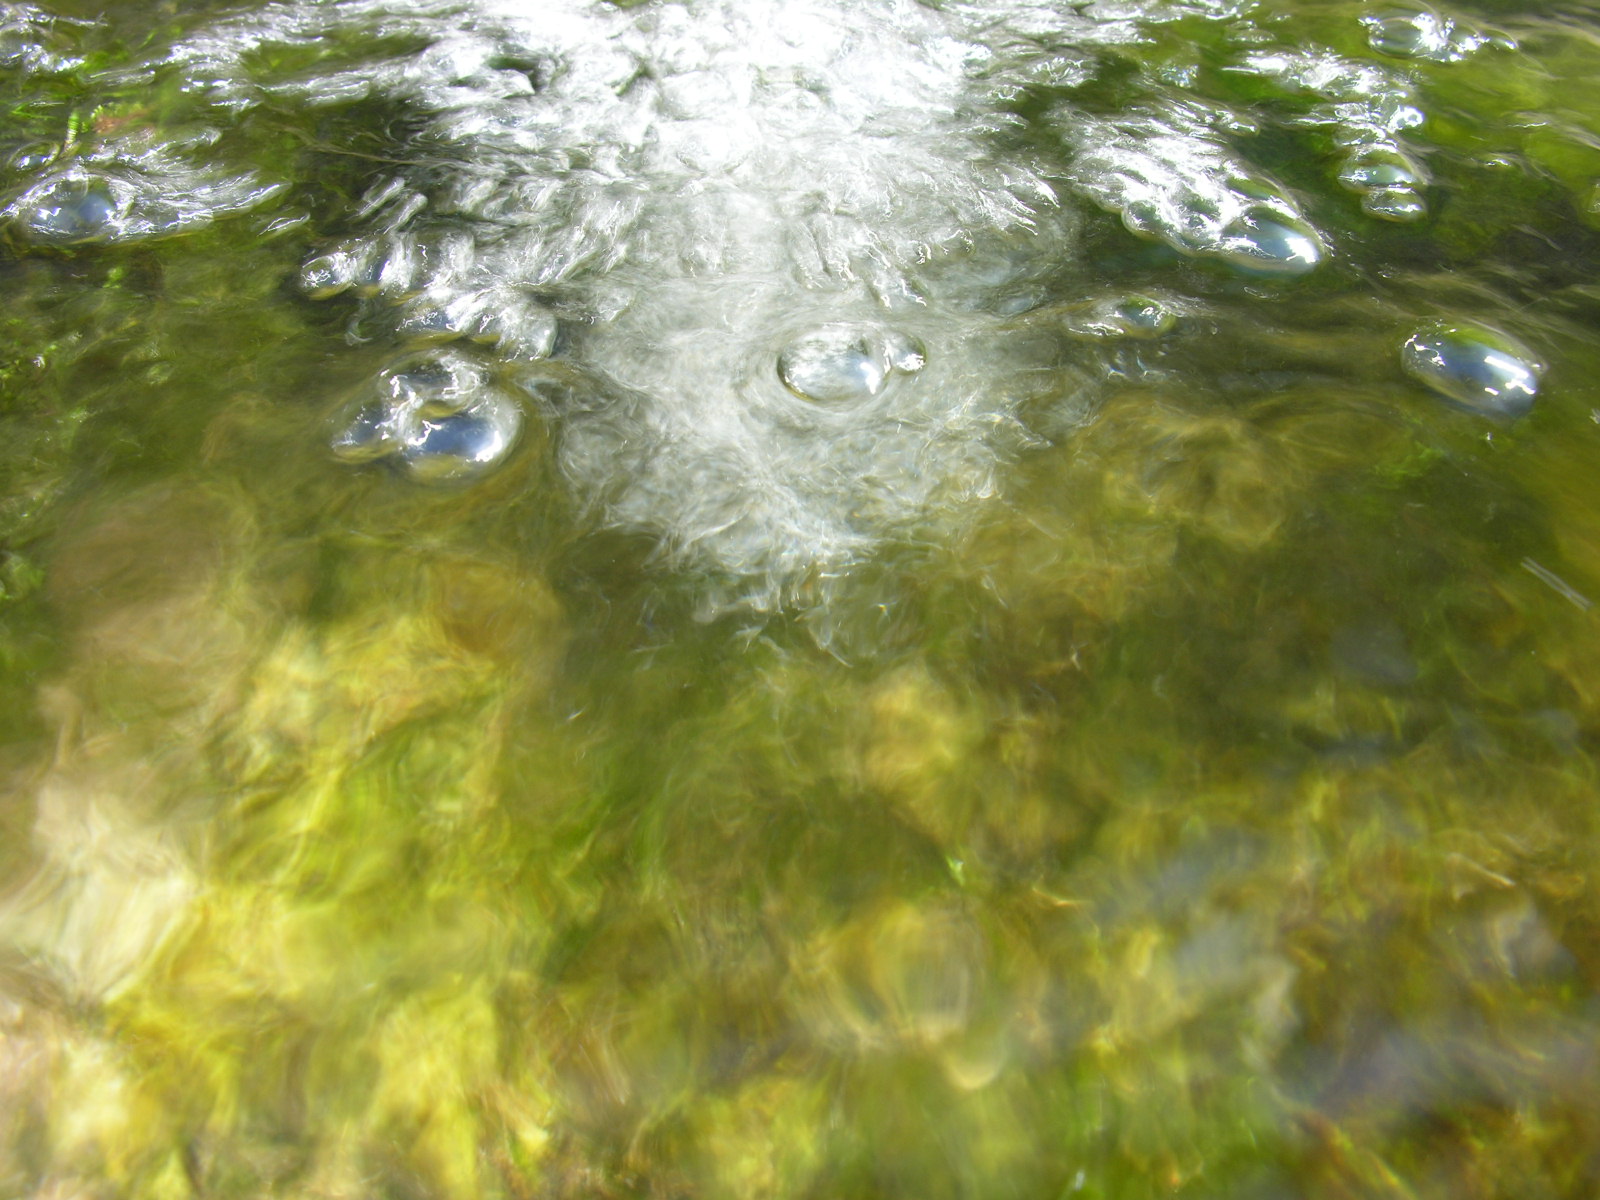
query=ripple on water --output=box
[5,149,283,245]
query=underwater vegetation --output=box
[2,0,1600,1197]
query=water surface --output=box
[3,0,1600,1196]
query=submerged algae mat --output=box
[5,0,1600,1197]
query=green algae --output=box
[4,2,1600,1199]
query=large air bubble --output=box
[776,325,925,407]
[396,396,524,482]
[12,176,120,244]
[1216,207,1324,276]
[1400,322,1544,417]
[1362,9,1496,63]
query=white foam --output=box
[21,0,1395,612]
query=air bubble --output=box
[1363,9,1490,63]
[395,300,464,343]
[1360,187,1426,221]
[298,237,413,300]
[1366,13,1450,59]
[777,324,924,406]
[13,177,120,244]
[330,404,397,463]
[393,290,499,346]
[6,142,57,173]
[298,249,360,299]
[351,239,403,298]
[332,346,523,481]
[396,393,523,482]
[312,235,426,300]
[1339,147,1427,222]
[1400,322,1544,417]
[1338,148,1423,192]
[395,292,559,358]
[1217,208,1324,276]
[0,30,34,72]
[883,329,926,373]
[7,147,281,247]
[0,13,77,76]
[493,305,559,360]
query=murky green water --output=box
[4,1,1600,1196]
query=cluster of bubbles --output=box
[1240,47,1431,223]
[299,231,559,360]
[329,348,525,482]
[0,0,1555,608]
[1064,107,1327,273]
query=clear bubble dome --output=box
[1400,322,1545,417]
[330,403,397,463]
[1339,149,1424,192]
[1362,9,1489,63]
[298,249,358,299]
[1109,297,1177,337]
[396,393,524,482]
[1217,208,1325,276]
[776,324,925,406]
[1366,12,1450,59]
[7,142,57,172]
[1361,187,1427,222]
[15,177,120,244]
[1058,295,1180,340]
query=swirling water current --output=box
[3,0,1600,1196]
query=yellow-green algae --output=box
[6,1,1600,1198]
[6,334,1600,1198]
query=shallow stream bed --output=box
[3,1,1600,1197]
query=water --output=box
[2,0,1600,1196]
